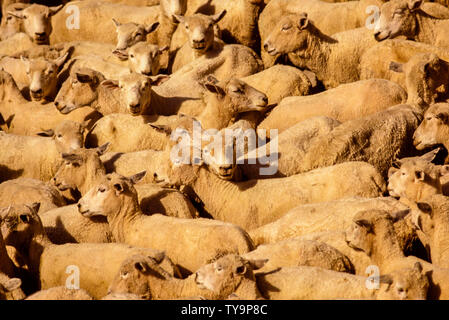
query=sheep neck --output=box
[106,192,142,243]
[190,166,242,221]
[197,93,234,130]
[288,29,333,86]
[368,220,406,272]
[414,11,445,45]
[79,160,107,195]
[94,84,122,115]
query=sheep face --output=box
[263,13,310,56]
[173,11,226,55]
[37,120,85,154]
[376,263,429,300]
[77,172,145,218]
[1,3,28,40]
[55,69,105,114]
[107,254,171,299]
[345,216,376,256]
[112,20,159,54]
[195,255,265,296]
[52,145,107,193]
[374,0,422,42]
[387,159,442,202]
[0,203,41,250]
[0,276,24,301]
[202,138,237,181]
[7,4,62,44]
[126,43,168,76]
[410,201,434,235]
[414,103,449,150]
[103,73,153,116]
[22,53,68,102]
[161,0,187,22]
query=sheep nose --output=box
[35,32,46,37]
[374,31,381,41]
[54,101,59,107]
[262,96,268,104]
[31,89,43,94]
[263,42,269,51]
[193,39,205,44]
[77,203,82,209]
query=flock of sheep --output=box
[0,0,449,301]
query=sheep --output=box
[0,120,86,182]
[361,43,449,103]
[7,3,62,44]
[52,146,198,219]
[0,71,101,136]
[77,172,255,274]
[257,79,408,137]
[345,209,449,299]
[411,194,449,269]
[25,287,94,300]
[171,11,227,73]
[256,263,429,300]
[154,158,386,231]
[374,0,449,48]
[242,238,355,274]
[248,197,409,246]
[84,76,268,152]
[0,3,28,41]
[40,204,113,245]
[54,68,168,116]
[114,42,168,76]
[49,1,158,45]
[0,32,35,56]
[387,157,446,207]
[0,216,21,286]
[413,103,449,154]
[240,65,316,106]
[263,13,379,89]
[207,116,340,181]
[0,202,181,299]
[107,254,266,300]
[170,0,263,52]
[0,178,66,215]
[0,52,69,102]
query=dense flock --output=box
[0,0,449,300]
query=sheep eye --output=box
[6,16,12,21]
[216,266,223,272]
[185,25,189,29]
[98,187,106,193]
[57,134,62,138]
[135,32,142,37]
[282,24,291,31]
[121,272,129,279]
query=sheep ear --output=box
[420,147,441,163]
[388,166,398,179]
[212,10,226,24]
[112,49,128,60]
[436,113,448,124]
[7,10,24,19]
[54,51,70,69]
[144,21,160,34]
[113,182,125,194]
[414,262,423,273]
[149,124,172,136]
[76,72,95,84]
[247,258,268,271]
[203,75,225,96]
[378,274,393,285]
[408,0,422,11]
[440,165,449,177]
[61,153,82,162]
[28,202,40,214]
[128,171,146,185]
[101,79,120,89]
[389,61,404,73]
[96,142,110,156]
[149,74,170,86]
[417,202,432,215]
[36,129,54,137]
[151,251,166,264]
[49,5,63,16]
[298,13,309,30]
[414,170,425,181]
[235,265,247,275]
[391,209,410,222]
[4,278,21,292]
[173,14,185,24]
[159,45,169,54]
[355,219,373,232]
[112,18,121,27]
[134,261,148,272]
